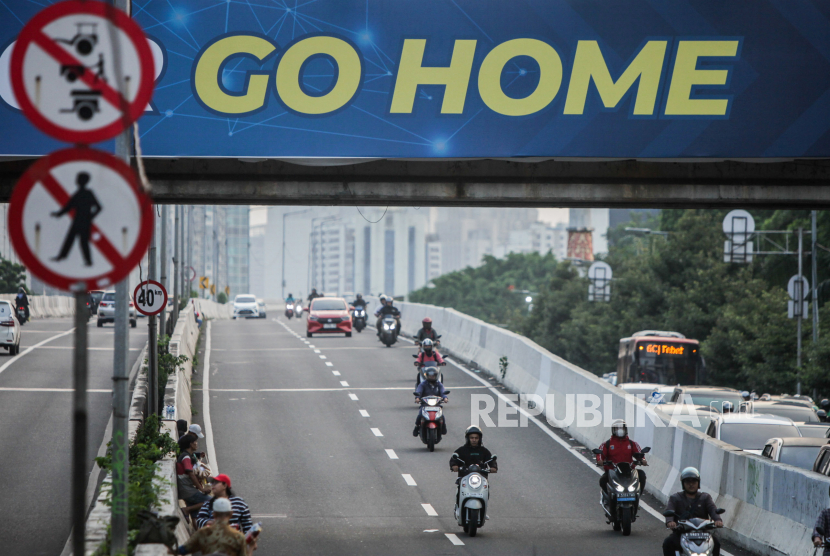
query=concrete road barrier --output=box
[371,297,830,556]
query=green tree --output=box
[217,292,228,304]
[0,258,27,293]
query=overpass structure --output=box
[2,0,830,207]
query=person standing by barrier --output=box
[196,473,254,533]
[813,488,830,552]
[176,433,212,520]
[171,497,258,556]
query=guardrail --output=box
[0,293,75,317]
[369,297,830,556]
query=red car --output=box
[307,297,352,338]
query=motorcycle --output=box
[451,454,497,537]
[352,306,367,332]
[379,315,398,347]
[414,392,450,452]
[592,446,650,536]
[662,507,726,556]
[415,334,442,350]
[294,302,303,316]
[413,359,446,386]
[285,303,294,319]
[16,306,27,325]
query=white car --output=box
[233,294,259,319]
[619,382,666,401]
[0,301,21,355]
[705,413,801,455]
[97,291,137,328]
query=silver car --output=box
[97,291,137,328]
[0,301,21,355]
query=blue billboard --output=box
[2,0,830,158]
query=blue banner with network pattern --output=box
[2,0,830,158]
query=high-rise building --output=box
[249,224,266,298]
[425,235,442,283]
[226,206,250,298]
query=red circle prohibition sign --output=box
[10,0,155,144]
[134,280,167,316]
[8,147,154,292]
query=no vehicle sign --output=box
[8,147,153,291]
[10,0,154,144]
[134,280,167,316]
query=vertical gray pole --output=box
[159,205,168,336]
[72,291,89,556]
[813,210,819,343]
[147,216,158,418]
[173,206,180,324]
[798,228,803,396]
[282,212,286,300]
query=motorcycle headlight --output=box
[628,485,637,492]
[468,475,482,489]
[611,481,624,492]
[384,324,392,329]
[427,398,438,406]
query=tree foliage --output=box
[410,209,830,397]
[0,258,27,294]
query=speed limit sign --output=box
[133,280,167,316]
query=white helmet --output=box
[680,467,700,484]
[611,419,628,438]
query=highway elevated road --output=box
[200,315,751,556]
[0,317,145,556]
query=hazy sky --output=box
[249,206,570,229]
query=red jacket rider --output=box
[416,350,444,366]
[596,428,643,470]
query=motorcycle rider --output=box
[663,467,723,556]
[450,426,497,504]
[15,287,29,321]
[307,288,322,306]
[416,317,439,344]
[375,297,401,336]
[351,293,367,309]
[414,339,445,367]
[373,295,388,318]
[413,367,449,436]
[597,420,647,497]
[286,293,295,304]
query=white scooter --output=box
[451,454,496,537]
[662,507,726,556]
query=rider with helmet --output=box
[285,293,295,304]
[375,296,401,336]
[663,467,723,556]
[414,338,445,367]
[351,293,367,309]
[15,287,29,321]
[416,317,439,344]
[596,420,647,495]
[450,426,498,504]
[413,367,449,436]
[821,399,830,422]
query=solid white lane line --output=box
[349,393,359,401]
[325,362,333,366]
[0,326,75,377]
[371,428,383,437]
[203,321,219,474]
[445,534,465,546]
[421,504,438,516]
[444,358,735,556]
[402,474,417,486]
[359,409,370,417]
[340,381,350,387]
[332,371,341,376]
[385,449,398,459]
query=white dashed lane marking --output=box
[340,381,350,387]
[325,362,333,367]
[319,355,327,359]
[445,534,464,546]
[332,371,341,376]
[371,428,383,437]
[421,504,438,516]
[314,349,321,354]
[402,474,417,486]
[349,393,359,401]
[385,449,397,459]
[359,410,370,417]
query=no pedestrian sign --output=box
[134,280,167,316]
[10,0,155,144]
[8,147,153,292]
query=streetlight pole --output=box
[813,211,819,344]
[282,209,312,300]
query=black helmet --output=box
[822,399,830,410]
[357,293,363,299]
[465,425,483,442]
[425,368,438,382]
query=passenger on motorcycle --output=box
[450,427,497,504]
[597,420,647,495]
[15,287,29,321]
[413,368,449,436]
[416,317,439,343]
[414,339,445,366]
[373,295,388,318]
[375,297,401,336]
[663,467,723,556]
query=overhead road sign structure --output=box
[134,280,167,316]
[9,0,155,144]
[8,147,153,291]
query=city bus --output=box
[617,330,705,385]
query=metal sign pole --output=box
[813,211,819,344]
[173,205,180,323]
[72,290,88,556]
[159,205,168,336]
[148,217,158,418]
[797,227,803,396]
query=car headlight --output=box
[468,475,482,489]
